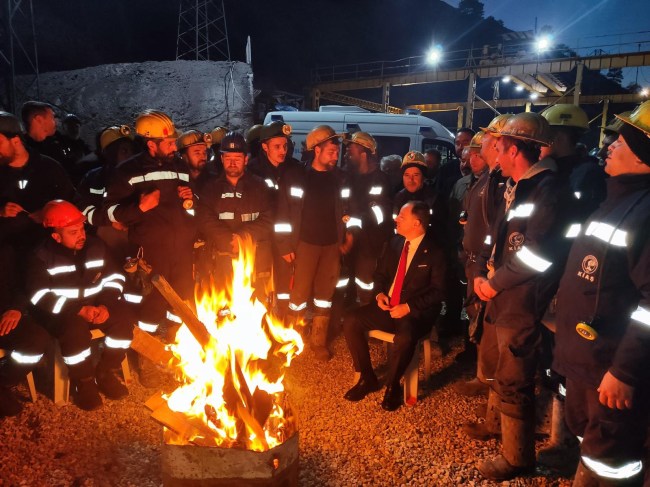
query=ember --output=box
[150,235,303,452]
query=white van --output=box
[263,106,456,164]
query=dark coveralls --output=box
[553,174,650,484]
[26,236,134,381]
[0,244,49,386]
[102,152,195,337]
[247,153,304,309]
[0,149,75,253]
[196,171,273,295]
[476,158,572,413]
[343,169,393,305]
[274,165,352,320]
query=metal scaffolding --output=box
[0,0,40,113]
[176,0,230,61]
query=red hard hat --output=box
[42,200,86,228]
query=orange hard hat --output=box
[42,200,86,228]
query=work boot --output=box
[537,395,580,469]
[0,385,23,417]
[96,367,128,400]
[463,388,501,441]
[137,355,164,389]
[453,377,489,397]
[73,378,103,411]
[310,316,331,362]
[478,404,536,480]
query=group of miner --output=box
[1,98,649,485]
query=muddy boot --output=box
[73,377,103,411]
[537,395,580,469]
[463,387,501,440]
[478,403,536,480]
[310,315,331,362]
[137,354,164,389]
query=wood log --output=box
[130,327,179,368]
[151,274,212,347]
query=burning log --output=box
[129,327,178,367]
[151,274,213,348]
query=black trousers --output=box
[343,302,431,388]
[289,241,340,318]
[0,313,50,385]
[566,377,647,484]
[44,300,135,380]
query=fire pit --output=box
[140,236,303,486]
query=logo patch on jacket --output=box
[577,255,598,282]
[508,232,524,251]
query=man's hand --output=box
[389,303,410,319]
[92,305,109,325]
[376,293,391,311]
[339,232,354,255]
[0,202,26,218]
[139,189,160,212]
[177,186,193,201]
[78,306,96,323]
[474,277,497,301]
[0,310,21,336]
[598,371,634,410]
[282,252,295,263]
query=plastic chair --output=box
[353,329,432,406]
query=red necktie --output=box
[390,241,410,307]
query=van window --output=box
[374,136,411,161]
[422,139,455,166]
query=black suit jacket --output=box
[374,232,447,320]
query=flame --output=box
[164,235,303,451]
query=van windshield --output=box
[374,136,410,161]
[422,139,455,166]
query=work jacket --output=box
[553,174,650,388]
[27,236,125,317]
[101,151,195,251]
[0,150,76,249]
[479,158,573,328]
[196,172,273,270]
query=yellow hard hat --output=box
[343,131,377,154]
[616,101,650,137]
[305,125,343,151]
[494,112,551,146]
[602,111,631,134]
[245,124,263,145]
[134,110,178,138]
[467,131,484,150]
[177,130,212,151]
[211,126,228,145]
[480,114,513,134]
[541,103,589,130]
[99,125,133,151]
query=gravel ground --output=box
[0,334,573,486]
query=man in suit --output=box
[343,200,446,411]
